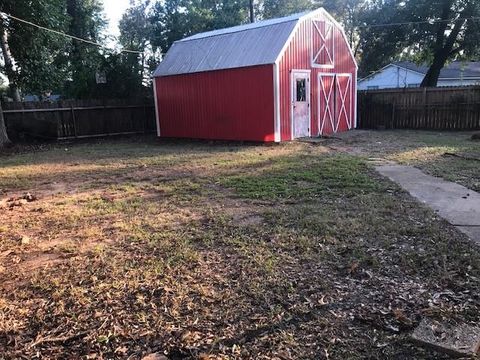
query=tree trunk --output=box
[0,19,21,101]
[420,17,466,87]
[0,102,11,148]
[249,0,255,23]
[420,52,449,87]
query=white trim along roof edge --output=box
[273,8,358,70]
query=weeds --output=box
[0,134,479,359]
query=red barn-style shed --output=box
[153,8,357,142]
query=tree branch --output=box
[449,44,465,56]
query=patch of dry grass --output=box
[0,135,479,359]
[329,130,480,191]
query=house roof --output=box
[153,10,316,77]
[393,61,480,79]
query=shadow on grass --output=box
[1,136,479,359]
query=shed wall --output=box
[155,65,275,142]
[278,13,357,140]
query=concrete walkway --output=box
[376,165,480,244]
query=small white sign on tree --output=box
[95,71,107,84]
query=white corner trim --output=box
[273,63,281,142]
[153,79,161,137]
[354,67,358,129]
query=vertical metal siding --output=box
[278,13,357,140]
[155,65,275,142]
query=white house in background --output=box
[358,61,480,90]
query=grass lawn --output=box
[329,130,480,192]
[0,132,479,359]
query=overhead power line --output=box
[2,9,479,48]
[0,11,143,54]
[356,15,480,29]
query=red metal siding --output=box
[278,13,357,140]
[155,65,275,142]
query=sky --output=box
[103,0,131,38]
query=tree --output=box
[0,0,69,99]
[262,0,316,19]
[64,0,107,98]
[358,0,480,86]
[119,0,154,92]
[0,16,20,101]
[150,0,250,53]
[249,0,254,22]
[356,1,408,77]
[323,0,368,57]
[416,0,480,86]
[0,102,10,148]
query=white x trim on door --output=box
[318,73,335,135]
[335,74,352,131]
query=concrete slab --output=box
[411,318,480,357]
[376,165,480,244]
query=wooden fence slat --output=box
[3,99,156,140]
[358,86,480,130]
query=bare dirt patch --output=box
[0,136,479,359]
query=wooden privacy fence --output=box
[358,86,480,130]
[3,99,156,140]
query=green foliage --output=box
[150,0,250,53]
[0,0,107,98]
[0,0,70,95]
[11,0,475,96]
[262,0,316,19]
[358,0,480,84]
[322,0,368,56]
[64,0,107,98]
[117,0,156,96]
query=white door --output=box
[291,71,311,138]
[318,73,335,135]
[335,74,353,132]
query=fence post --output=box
[71,105,77,138]
[143,103,147,134]
[103,100,108,135]
[390,102,395,129]
[422,87,427,129]
[0,101,11,147]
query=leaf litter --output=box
[0,135,479,359]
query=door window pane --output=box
[296,78,306,102]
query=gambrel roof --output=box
[154,9,341,77]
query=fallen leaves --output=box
[20,236,31,246]
[142,353,169,360]
[0,192,38,210]
[0,137,479,360]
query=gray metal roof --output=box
[153,12,308,77]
